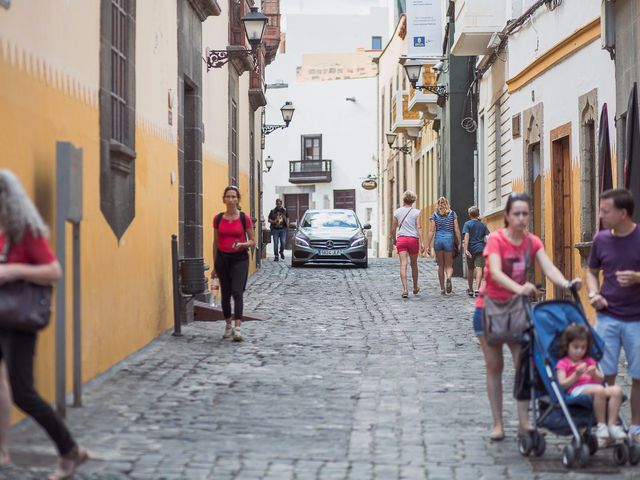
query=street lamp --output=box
[402,60,448,99]
[386,132,411,154]
[263,155,274,172]
[263,101,296,135]
[205,7,268,70]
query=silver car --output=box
[291,209,370,268]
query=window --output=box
[371,36,382,50]
[111,0,129,146]
[334,189,356,210]
[230,99,239,184]
[301,135,322,160]
[381,92,385,145]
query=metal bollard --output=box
[171,234,182,337]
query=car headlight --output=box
[350,235,366,247]
[295,234,309,247]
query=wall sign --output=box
[361,179,378,190]
[406,0,443,58]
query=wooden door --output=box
[552,135,573,298]
[284,193,309,225]
[333,189,356,210]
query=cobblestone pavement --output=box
[3,258,639,479]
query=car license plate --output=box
[320,249,342,256]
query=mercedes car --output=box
[291,209,370,268]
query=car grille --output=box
[309,239,351,249]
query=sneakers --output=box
[467,288,474,297]
[274,256,279,261]
[232,327,243,342]
[474,290,480,297]
[609,424,627,441]
[446,277,452,294]
[48,446,88,480]
[280,251,285,260]
[222,324,233,339]
[596,423,611,447]
[629,425,640,444]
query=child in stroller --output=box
[555,323,626,446]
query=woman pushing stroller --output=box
[556,323,626,445]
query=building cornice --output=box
[187,0,221,21]
[506,18,600,93]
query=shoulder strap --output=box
[214,212,224,229]
[239,212,247,233]
[525,234,533,269]
[398,208,413,230]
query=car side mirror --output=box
[289,221,297,229]
[363,223,371,230]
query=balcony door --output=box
[301,135,322,160]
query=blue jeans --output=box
[272,229,286,256]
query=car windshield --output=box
[302,211,358,229]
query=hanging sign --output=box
[406,0,443,58]
[361,179,378,190]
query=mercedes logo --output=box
[325,240,334,249]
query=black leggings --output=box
[215,251,249,320]
[0,330,76,456]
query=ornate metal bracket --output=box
[262,124,287,135]
[415,85,448,99]
[391,145,411,154]
[205,48,258,72]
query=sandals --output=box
[489,431,505,442]
[446,277,452,294]
[48,446,88,480]
[413,287,420,295]
[401,290,409,298]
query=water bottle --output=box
[210,274,220,307]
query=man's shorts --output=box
[396,236,419,255]
[466,252,485,270]
[595,314,640,380]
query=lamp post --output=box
[402,60,448,99]
[263,101,296,135]
[263,155,274,173]
[205,7,268,70]
[386,132,411,154]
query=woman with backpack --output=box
[212,186,255,342]
[426,196,461,295]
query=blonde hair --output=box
[0,169,49,243]
[436,196,450,215]
[402,190,417,205]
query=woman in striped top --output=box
[426,196,461,295]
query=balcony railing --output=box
[289,160,332,184]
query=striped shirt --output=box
[431,210,457,235]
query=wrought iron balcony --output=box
[289,160,332,184]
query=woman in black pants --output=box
[212,186,255,342]
[0,169,87,479]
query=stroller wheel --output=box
[583,432,598,455]
[517,432,534,457]
[613,443,629,466]
[532,432,546,457]
[562,444,576,468]
[629,443,640,466]
[577,443,590,468]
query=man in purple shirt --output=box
[587,188,640,444]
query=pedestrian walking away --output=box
[390,191,424,298]
[586,188,640,445]
[0,169,88,479]
[268,198,288,261]
[472,192,581,442]
[555,323,626,447]
[462,206,490,297]
[426,197,461,295]
[212,186,256,342]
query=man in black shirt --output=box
[268,199,288,261]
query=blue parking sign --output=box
[414,36,425,48]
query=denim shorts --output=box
[595,314,640,380]
[434,233,454,252]
[473,307,484,337]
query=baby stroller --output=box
[516,287,640,469]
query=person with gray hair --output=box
[0,169,87,479]
[390,191,424,298]
[462,206,490,297]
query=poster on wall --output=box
[406,0,443,58]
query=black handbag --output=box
[0,239,53,332]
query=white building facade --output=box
[262,2,389,253]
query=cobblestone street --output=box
[3,258,639,479]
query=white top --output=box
[394,206,421,239]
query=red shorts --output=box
[396,236,419,255]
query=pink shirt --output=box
[556,356,598,393]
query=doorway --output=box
[333,189,356,210]
[551,127,573,299]
[284,193,309,250]
[528,142,543,285]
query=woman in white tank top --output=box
[390,191,424,298]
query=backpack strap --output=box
[214,212,248,236]
[214,212,224,229]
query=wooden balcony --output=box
[261,0,281,65]
[391,90,422,134]
[408,67,439,117]
[289,160,332,184]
